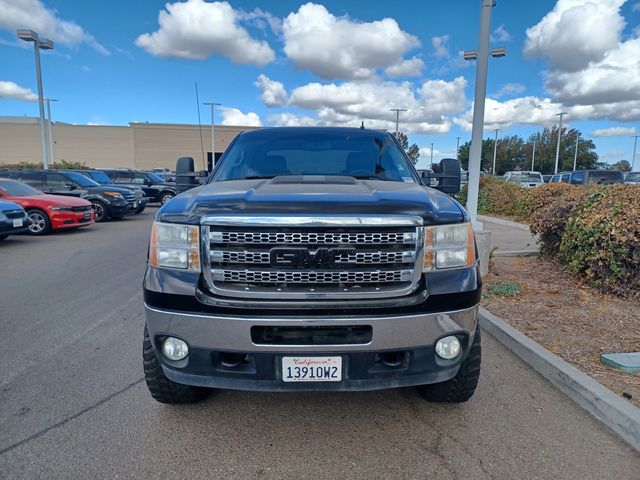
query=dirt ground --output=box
[482,255,640,408]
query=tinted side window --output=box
[132,172,147,184]
[561,174,570,183]
[46,173,72,188]
[570,171,585,184]
[19,172,44,187]
[112,171,131,183]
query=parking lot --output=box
[0,207,637,478]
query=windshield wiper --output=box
[352,174,392,181]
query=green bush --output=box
[528,185,596,254]
[0,160,90,170]
[558,185,640,297]
[460,176,528,219]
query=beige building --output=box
[0,116,257,171]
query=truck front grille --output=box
[201,216,424,300]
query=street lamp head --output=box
[17,29,38,42]
[38,39,54,50]
[463,50,478,61]
[490,47,506,58]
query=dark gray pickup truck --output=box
[142,127,482,404]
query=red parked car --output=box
[0,178,94,235]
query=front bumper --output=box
[0,215,30,235]
[107,200,136,218]
[144,303,478,391]
[50,210,94,230]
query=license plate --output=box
[282,356,342,382]
[12,218,23,227]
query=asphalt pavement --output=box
[1,208,638,479]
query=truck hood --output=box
[159,176,467,225]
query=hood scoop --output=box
[269,175,357,185]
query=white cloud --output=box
[590,126,637,137]
[0,81,37,101]
[524,0,626,72]
[282,76,466,134]
[267,112,322,127]
[490,25,512,43]
[492,83,526,99]
[545,37,640,105]
[282,3,420,80]
[431,35,449,57]
[0,0,108,54]
[220,107,262,126]
[384,57,425,77]
[135,0,275,65]
[254,75,288,107]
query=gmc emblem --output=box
[269,247,355,268]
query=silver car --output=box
[503,171,544,188]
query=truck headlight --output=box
[423,222,475,271]
[149,221,200,271]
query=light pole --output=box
[390,108,407,137]
[492,128,499,175]
[45,98,58,165]
[17,29,54,169]
[456,136,461,161]
[554,112,567,174]
[430,142,434,166]
[463,0,506,228]
[573,135,579,171]
[531,138,538,171]
[631,135,639,171]
[203,102,221,168]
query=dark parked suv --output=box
[64,170,150,214]
[102,169,178,205]
[0,169,137,222]
[568,170,624,185]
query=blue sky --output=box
[1,0,639,169]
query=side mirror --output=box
[65,183,77,190]
[422,158,461,195]
[175,156,198,193]
[437,158,461,194]
[144,178,152,186]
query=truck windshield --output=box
[507,173,542,182]
[147,172,165,183]
[214,131,417,183]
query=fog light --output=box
[435,336,461,360]
[163,337,189,361]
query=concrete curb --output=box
[479,307,640,452]
[492,249,538,257]
[478,214,530,232]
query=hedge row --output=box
[461,178,640,297]
[0,160,89,170]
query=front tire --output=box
[143,326,207,404]
[26,209,52,235]
[417,325,482,403]
[0,234,7,241]
[160,192,175,205]
[135,205,146,214]
[91,200,109,222]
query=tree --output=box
[526,127,597,174]
[458,127,598,175]
[394,132,420,164]
[610,159,631,172]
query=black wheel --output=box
[160,192,175,205]
[27,209,52,235]
[135,205,146,214]
[417,325,482,403]
[143,326,207,404]
[91,200,109,222]
[0,234,7,241]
